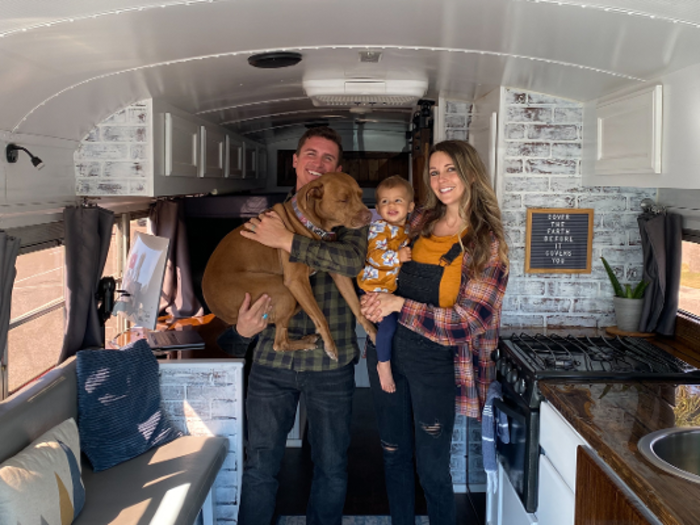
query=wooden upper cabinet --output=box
[575,446,652,525]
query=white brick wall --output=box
[75,101,152,196]
[159,360,245,524]
[473,89,655,329]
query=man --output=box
[227,127,368,525]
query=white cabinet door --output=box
[244,143,257,179]
[537,454,575,525]
[540,401,586,492]
[499,463,538,525]
[226,135,244,179]
[257,146,268,180]
[200,125,225,178]
[164,112,199,177]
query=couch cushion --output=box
[76,340,182,471]
[0,418,85,525]
[74,435,228,525]
[0,357,78,465]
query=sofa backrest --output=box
[0,357,78,464]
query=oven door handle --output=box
[493,397,527,424]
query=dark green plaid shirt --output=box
[230,224,368,372]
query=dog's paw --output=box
[323,345,339,362]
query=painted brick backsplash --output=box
[75,100,152,196]
[159,360,245,524]
[495,89,655,329]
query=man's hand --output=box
[240,210,294,253]
[360,292,406,323]
[235,293,273,338]
[398,246,412,263]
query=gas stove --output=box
[495,333,700,409]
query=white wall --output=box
[489,90,655,329]
[75,101,152,196]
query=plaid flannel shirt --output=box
[399,209,509,419]
[229,218,368,372]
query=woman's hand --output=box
[361,292,406,323]
[240,210,294,253]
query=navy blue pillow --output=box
[76,339,182,471]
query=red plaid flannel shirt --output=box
[399,210,509,419]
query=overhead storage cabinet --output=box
[582,85,663,188]
[153,99,267,196]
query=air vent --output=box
[303,79,427,107]
[359,51,382,63]
[248,51,302,69]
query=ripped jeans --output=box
[366,325,457,525]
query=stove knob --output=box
[502,361,512,377]
[507,368,519,385]
[514,378,527,395]
[491,348,501,362]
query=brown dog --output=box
[202,172,377,361]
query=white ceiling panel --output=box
[3,0,700,142]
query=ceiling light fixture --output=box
[6,143,44,170]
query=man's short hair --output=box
[296,127,344,161]
[376,175,414,201]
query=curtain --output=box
[149,200,203,319]
[637,211,683,336]
[0,232,20,398]
[60,206,114,361]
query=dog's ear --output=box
[305,179,325,204]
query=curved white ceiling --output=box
[2,0,700,143]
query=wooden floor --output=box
[275,388,485,523]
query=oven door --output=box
[494,396,540,513]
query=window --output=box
[7,245,65,393]
[103,216,149,344]
[680,239,700,318]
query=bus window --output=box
[7,245,65,394]
[103,215,149,344]
[680,240,700,319]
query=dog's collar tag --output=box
[291,195,337,241]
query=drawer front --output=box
[539,401,586,491]
[538,454,575,525]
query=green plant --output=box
[601,257,649,299]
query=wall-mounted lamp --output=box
[6,143,44,170]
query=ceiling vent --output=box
[303,79,428,107]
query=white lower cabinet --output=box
[489,463,537,525]
[537,454,575,525]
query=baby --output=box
[357,175,415,393]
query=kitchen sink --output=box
[638,427,700,483]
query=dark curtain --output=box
[60,206,115,362]
[637,211,683,336]
[0,232,20,398]
[149,200,203,319]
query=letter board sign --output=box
[525,208,594,273]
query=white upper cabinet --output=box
[152,99,264,197]
[164,112,200,178]
[582,85,663,188]
[226,135,244,179]
[200,125,226,179]
[244,143,257,179]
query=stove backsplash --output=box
[449,90,656,331]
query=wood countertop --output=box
[540,372,700,525]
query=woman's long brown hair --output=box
[416,140,509,276]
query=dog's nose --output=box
[357,208,373,226]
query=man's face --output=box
[293,136,342,191]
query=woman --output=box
[361,140,509,525]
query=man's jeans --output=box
[238,363,355,525]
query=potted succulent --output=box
[601,256,649,333]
